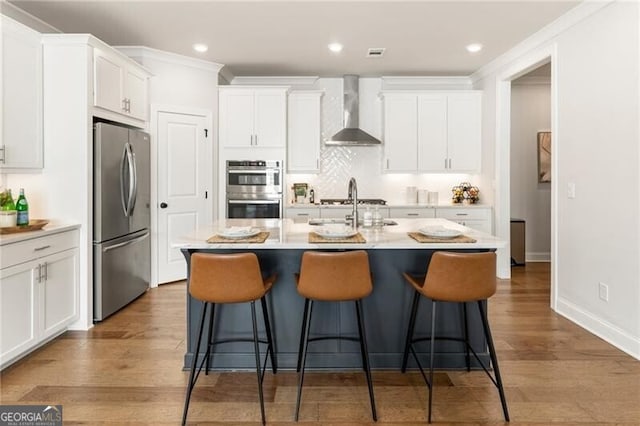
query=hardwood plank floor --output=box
[1,263,639,424]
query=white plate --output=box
[418,226,462,239]
[217,226,261,239]
[314,225,358,239]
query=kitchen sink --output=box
[307,218,398,226]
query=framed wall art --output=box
[537,131,551,183]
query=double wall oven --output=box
[226,160,282,218]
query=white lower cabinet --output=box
[389,207,436,218]
[435,207,492,234]
[0,229,79,369]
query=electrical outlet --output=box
[567,182,576,199]
[598,282,609,302]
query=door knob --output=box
[160,202,168,208]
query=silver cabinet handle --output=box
[386,159,390,169]
[444,158,447,168]
[36,264,42,283]
[127,98,131,112]
[407,213,419,216]
[316,158,319,169]
[0,145,5,164]
[296,213,310,216]
[455,213,469,216]
[42,262,48,281]
[34,245,51,251]
[448,158,452,169]
[228,199,279,205]
[254,134,258,145]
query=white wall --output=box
[286,77,484,206]
[510,80,551,261]
[475,0,639,358]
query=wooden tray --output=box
[407,232,476,244]
[0,219,50,235]
[308,232,366,243]
[206,231,270,243]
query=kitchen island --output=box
[174,218,505,371]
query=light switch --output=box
[567,182,576,199]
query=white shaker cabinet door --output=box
[41,249,79,339]
[254,90,287,148]
[1,16,43,170]
[288,92,322,172]
[447,93,481,172]
[383,94,418,172]
[124,67,148,121]
[0,261,38,366]
[417,94,448,172]
[94,51,124,114]
[219,89,255,147]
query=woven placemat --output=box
[207,231,270,243]
[308,232,366,243]
[408,232,476,244]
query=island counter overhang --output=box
[175,218,506,371]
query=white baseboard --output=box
[526,251,551,262]
[556,297,640,360]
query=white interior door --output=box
[157,111,209,284]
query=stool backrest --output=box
[297,250,373,301]
[423,251,497,302]
[189,252,266,303]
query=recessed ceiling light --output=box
[328,43,343,53]
[466,43,483,53]
[193,43,208,53]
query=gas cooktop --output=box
[320,198,387,206]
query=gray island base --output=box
[176,218,506,371]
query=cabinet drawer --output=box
[0,230,79,269]
[436,207,490,221]
[389,207,435,218]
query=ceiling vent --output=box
[367,48,386,58]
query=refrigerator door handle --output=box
[102,232,149,253]
[126,143,138,216]
[120,143,130,216]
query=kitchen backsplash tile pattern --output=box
[286,78,482,205]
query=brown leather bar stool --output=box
[401,251,509,423]
[294,250,377,421]
[182,252,277,426]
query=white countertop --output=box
[286,203,491,209]
[173,218,505,250]
[0,222,81,246]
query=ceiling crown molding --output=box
[231,76,319,88]
[382,76,473,90]
[115,46,224,73]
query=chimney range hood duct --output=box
[326,75,382,146]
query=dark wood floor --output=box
[1,263,639,424]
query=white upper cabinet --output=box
[382,91,482,173]
[382,94,418,172]
[288,91,323,173]
[0,16,43,170]
[94,48,149,122]
[219,87,288,148]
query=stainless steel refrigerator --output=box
[93,122,151,321]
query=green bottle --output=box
[16,188,29,226]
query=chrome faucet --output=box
[346,177,358,229]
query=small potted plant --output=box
[0,189,17,227]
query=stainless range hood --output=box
[326,75,382,146]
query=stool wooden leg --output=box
[477,301,510,422]
[295,299,313,421]
[428,300,437,424]
[261,296,277,374]
[205,303,216,375]
[251,301,266,426]
[296,298,310,373]
[355,300,377,421]
[182,301,208,426]
[462,302,471,372]
[401,290,421,373]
